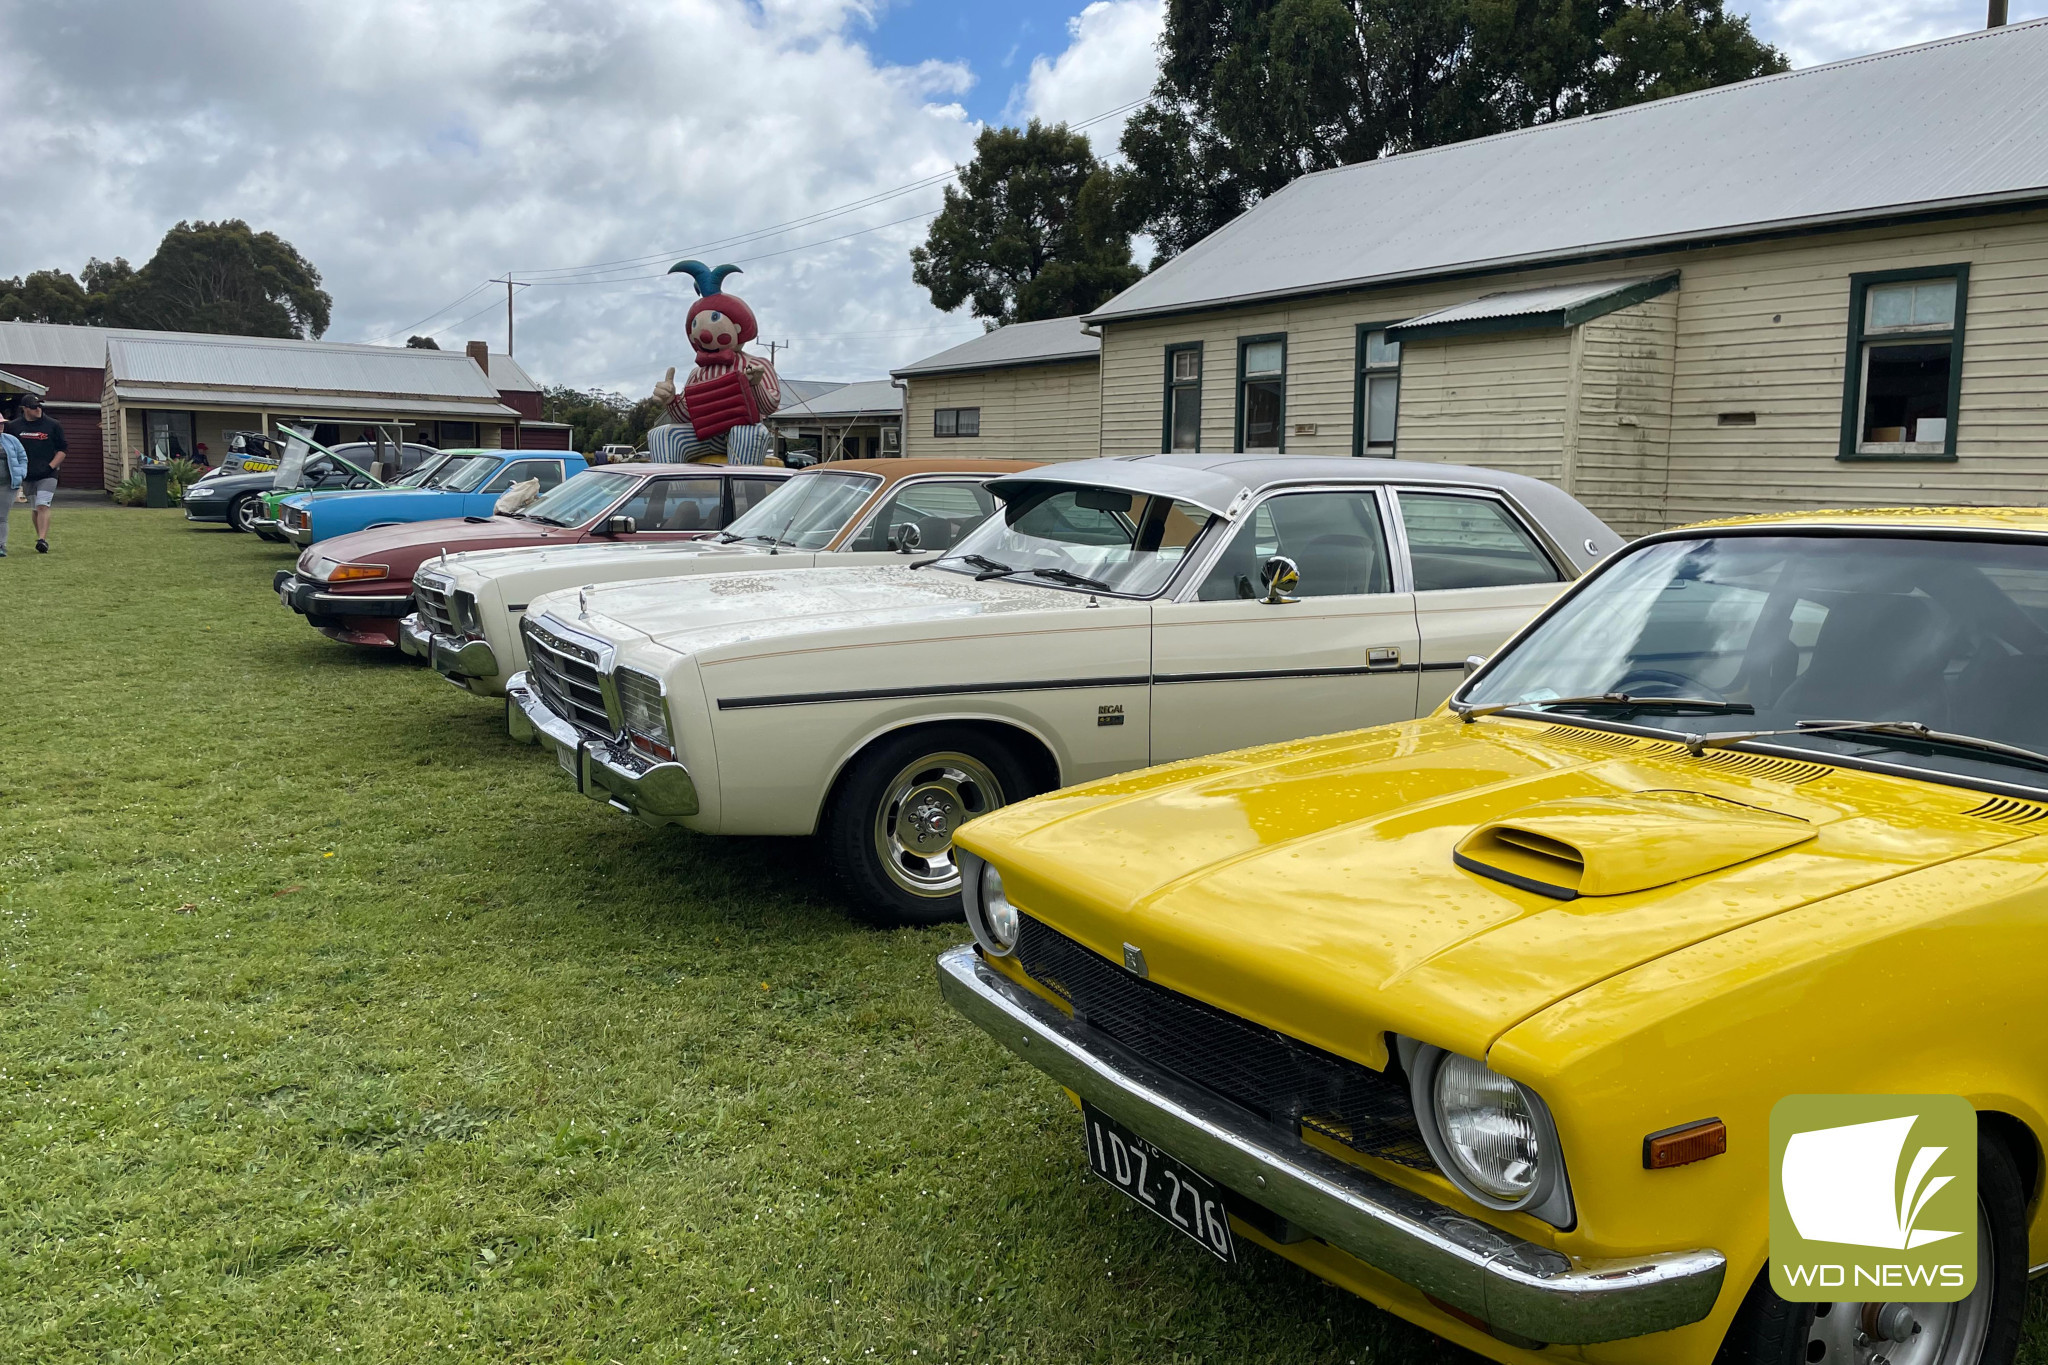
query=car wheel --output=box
[229,493,259,533]
[824,725,1036,928]
[1716,1131,2027,1365]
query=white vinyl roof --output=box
[892,316,1099,378]
[1087,20,2048,323]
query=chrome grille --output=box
[414,576,457,636]
[522,617,614,742]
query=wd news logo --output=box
[1770,1095,1976,1302]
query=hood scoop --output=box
[1453,790,1816,900]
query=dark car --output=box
[182,436,439,536]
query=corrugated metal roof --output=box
[1387,274,1677,339]
[774,379,904,421]
[109,384,519,420]
[0,365,48,395]
[0,321,118,368]
[781,378,848,405]
[1088,20,2048,323]
[891,316,1099,378]
[486,353,540,392]
[109,333,503,400]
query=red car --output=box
[272,461,792,647]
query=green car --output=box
[245,429,442,542]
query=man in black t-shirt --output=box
[6,395,68,553]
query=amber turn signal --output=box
[328,563,388,582]
[1643,1118,1726,1169]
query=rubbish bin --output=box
[141,462,171,509]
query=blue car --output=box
[277,449,589,547]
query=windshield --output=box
[935,486,1218,597]
[1462,533,2048,789]
[721,470,880,549]
[519,469,637,526]
[389,452,455,489]
[434,455,499,492]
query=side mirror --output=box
[1260,555,1300,604]
[1464,654,1488,677]
[892,522,922,553]
[603,515,637,537]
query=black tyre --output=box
[1716,1129,2027,1365]
[228,493,260,533]
[823,725,1037,928]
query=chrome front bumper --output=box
[398,613,498,679]
[505,671,698,823]
[251,516,284,536]
[936,945,1727,1347]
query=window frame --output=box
[1162,342,1204,453]
[933,407,980,439]
[480,457,565,494]
[1352,323,1403,458]
[1234,333,1288,454]
[1837,262,1970,464]
[1391,487,1566,593]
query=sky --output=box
[0,0,2040,398]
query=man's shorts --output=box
[28,477,56,507]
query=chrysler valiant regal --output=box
[274,462,791,648]
[504,454,1618,924]
[271,448,590,548]
[942,508,2048,1365]
[404,458,1037,697]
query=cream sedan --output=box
[506,455,1620,925]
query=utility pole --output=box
[1989,0,2007,24]
[763,339,791,369]
[488,275,530,355]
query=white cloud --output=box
[1743,0,2048,67]
[0,0,991,393]
[1016,0,1164,158]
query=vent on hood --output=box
[1964,795,2048,826]
[1454,790,1816,900]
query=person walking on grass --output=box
[6,395,67,553]
[0,422,23,557]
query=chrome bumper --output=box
[935,945,1727,1347]
[285,524,313,547]
[251,516,283,536]
[505,671,698,823]
[399,613,497,678]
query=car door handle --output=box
[1367,647,1402,670]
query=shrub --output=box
[112,474,147,506]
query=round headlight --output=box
[1432,1053,1542,1201]
[980,863,1018,950]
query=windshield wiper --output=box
[947,554,1017,580]
[1457,693,1755,722]
[1027,566,1112,591]
[1682,718,2048,770]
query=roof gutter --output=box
[1080,186,2048,327]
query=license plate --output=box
[1082,1103,1235,1262]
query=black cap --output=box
[19,394,41,407]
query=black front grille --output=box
[414,578,457,635]
[522,617,613,742]
[1017,916,1434,1169]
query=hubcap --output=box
[1802,1201,1994,1364]
[235,499,258,530]
[872,751,1005,898]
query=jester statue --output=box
[647,260,783,465]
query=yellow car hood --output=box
[959,717,2025,1063]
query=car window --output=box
[615,477,724,532]
[730,477,780,521]
[520,469,638,526]
[844,480,997,552]
[939,487,1217,597]
[1198,491,1392,601]
[722,470,883,550]
[482,459,565,494]
[436,456,502,492]
[1399,492,1560,591]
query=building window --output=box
[141,410,196,461]
[1354,327,1401,457]
[1840,264,1969,461]
[1163,344,1202,452]
[1236,335,1286,452]
[934,407,980,438]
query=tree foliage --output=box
[405,335,441,350]
[0,220,331,338]
[1120,0,1788,260]
[540,386,666,455]
[911,121,1142,326]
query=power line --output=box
[360,279,498,346]
[520,209,941,290]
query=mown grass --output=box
[0,503,1471,1363]
[6,504,2047,1365]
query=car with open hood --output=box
[273,461,791,648]
[186,429,415,538]
[269,448,590,548]
[504,453,1617,924]
[403,457,1038,697]
[941,507,2048,1365]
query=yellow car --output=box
[942,508,2048,1365]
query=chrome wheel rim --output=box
[1803,1199,1994,1364]
[234,497,259,531]
[872,750,1004,899]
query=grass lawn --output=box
[3,503,2044,1364]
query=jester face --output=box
[691,308,742,355]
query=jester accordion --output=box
[683,365,760,442]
